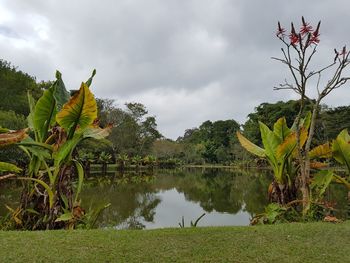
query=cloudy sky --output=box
[1,0,350,139]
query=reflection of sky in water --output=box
[141,189,250,229]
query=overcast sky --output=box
[1,0,350,139]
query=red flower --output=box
[276,21,286,37]
[289,33,299,45]
[289,22,299,45]
[310,21,321,44]
[300,17,313,35]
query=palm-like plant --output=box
[116,153,129,171]
[98,151,112,174]
[131,155,143,169]
[10,70,112,229]
[237,116,310,204]
[143,155,157,169]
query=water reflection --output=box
[1,168,347,229]
[81,168,272,228]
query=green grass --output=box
[1,222,349,262]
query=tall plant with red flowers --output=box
[273,17,350,213]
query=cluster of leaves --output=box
[238,113,350,222]
[1,70,112,229]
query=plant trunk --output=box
[300,99,321,214]
[269,180,297,205]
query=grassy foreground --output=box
[0,222,349,262]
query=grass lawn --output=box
[0,222,349,262]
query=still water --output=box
[0,168,347,229]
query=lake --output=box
[0,168,347,229]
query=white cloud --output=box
[1,0,350,139]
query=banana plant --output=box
[13,70,112,229]
[237,115,310,204]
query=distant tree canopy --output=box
[0,60,43,116]
[177,119,241,164]
[97,99,162,156]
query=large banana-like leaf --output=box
[332,129,350,171]
[83,124,113,140]
[73,160,84,203]
[291,128,308,157]
[27,92,36,135]
[259,122,280,163]
[56,83,97,138]
[273,117,291,141]
[310,170,334,199]
[309,142,332,159]
[276,132,297,159]
[236,132,265,157]
[53,71,70,111]
[33,72,69,142]
[53,134,83,168]
[0,162,22,173]
[34,87,56,142]
[0,129,28,147]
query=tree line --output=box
[1,59,350,166]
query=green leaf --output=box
[33,72,69,142]
[18,137,53,160]
[34,86,57,142]
[311,170,334,199]
[332,129,350,171]
[73,160,84,203]
[259,121,280,163]
[85,69,96,87]
[54,134,83,167]
[273,117,291,141]
[0,162,22,173]
[27,92,36,132]
[236,132,265,157]
[53,71,70,112]
[55,212,73,222]
[56,83,97,138]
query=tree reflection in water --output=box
[1,168,347,228]
[80,168,272,228]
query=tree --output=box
[178,119,240,163]
[0,60,42,116]
[273,17,350,212]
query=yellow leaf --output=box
[310,161,329,169]
[56,83,97,136]
[309,142,332,159]
[236,132,265,157]
[0,129,28,147]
